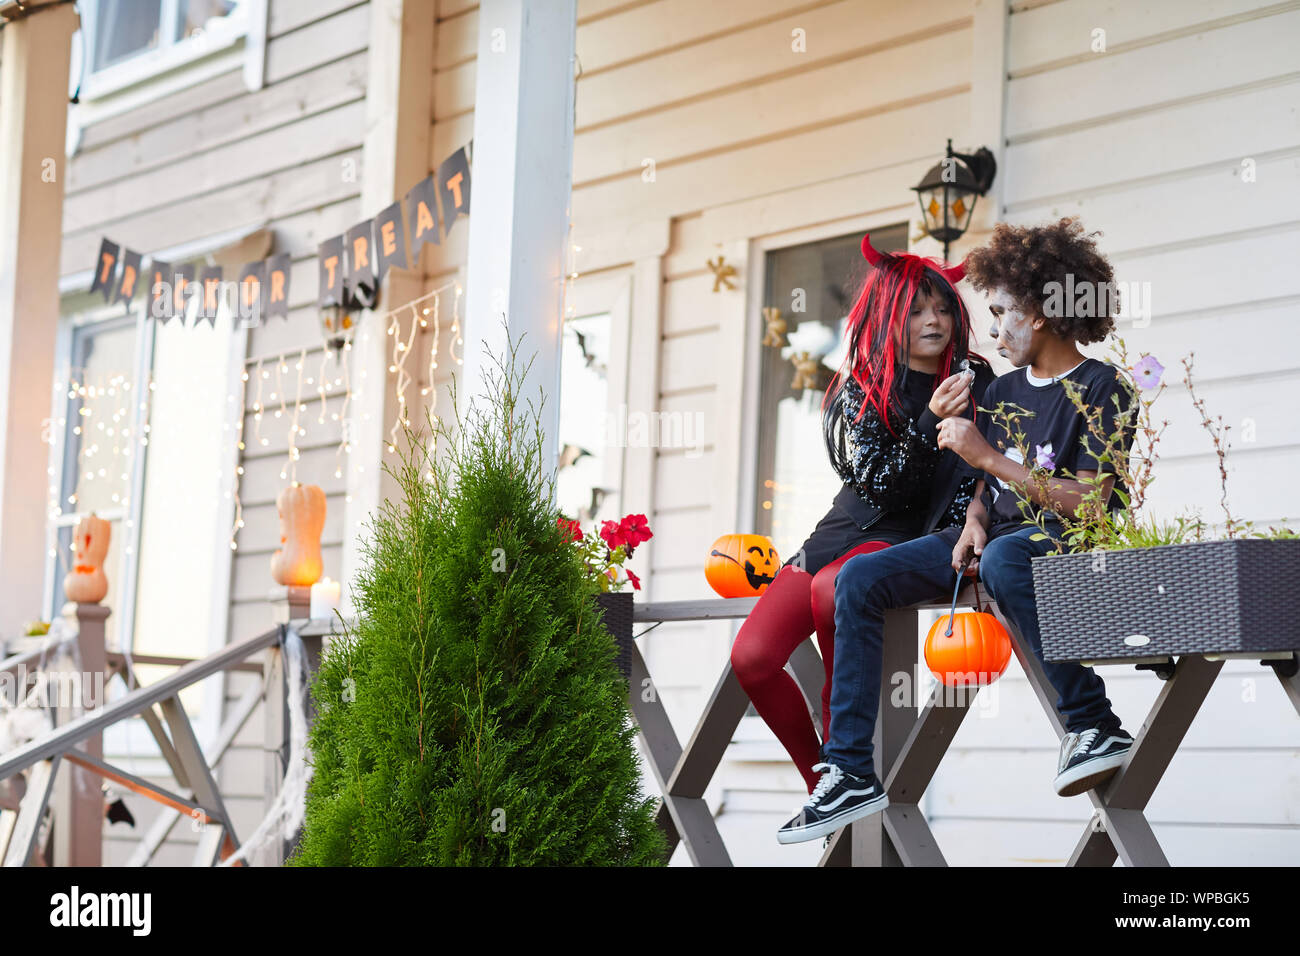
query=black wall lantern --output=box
[320,302,356,353]
[911,139,998,261]
[320,283,376,352]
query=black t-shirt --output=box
[965,358,1134,535]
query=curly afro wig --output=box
[964,217,1118,345]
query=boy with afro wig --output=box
[779,218,1138,845]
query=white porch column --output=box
[0,3,78,640]
[460,0,576,497]
[341,0,435,616]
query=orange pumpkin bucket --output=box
[705,534,780,598]
[924,560,1013,687]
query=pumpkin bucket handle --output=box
[944,558,984,636]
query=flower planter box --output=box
[1031,539,1300,663]
[594,591,635,681]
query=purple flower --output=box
[1035,443,1056,470]
[1130,355,1165,390]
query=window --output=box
[48,272,240,750]
[753,225,909,559]
[48,312,142,649]
[74,0,250,106]
[130,291,235,670]
[555,312,612,523]
[89,0,240,71]
[91,0,164,71]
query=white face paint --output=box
[986,287,1037,367]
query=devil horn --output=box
[942,260,966,284]
[860,233,884,266]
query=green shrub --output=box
[291,330,666,866]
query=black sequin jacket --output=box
[829,362,996,536]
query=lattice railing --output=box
[0,596,320,866]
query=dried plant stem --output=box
[1181,354,1237,538]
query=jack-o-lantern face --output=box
[741,544,778,590]
[705,534,780,598]
[73,516,110,572]
[64,513,111,604]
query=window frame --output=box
[561,270,634,524]
[730,215,915,749]
[47,280,242,767]
[46,296,165,765]
[737,217,913,547]
[45,300,154,640]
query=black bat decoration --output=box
[106,797,136,827]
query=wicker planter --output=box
[594,590,635,681]
[1031,539,1300,663]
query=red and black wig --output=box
[822,235,989,477]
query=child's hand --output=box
[937,416,993,469]
[951,521,987,575]
[928,372,973,420]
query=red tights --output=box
[730,540,891,792]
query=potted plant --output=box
[557,513,652,680]
[984,341,1300,668]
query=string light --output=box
[252,357,268,447]
[449,284,463,366]
[280,347,307,483]
[317,349,330,425]
[334,344,351,480]
[230,362,251,552]
[387,305,419,453]
[223,339,356,537]
[59,281,470,577]
[57,367,142,517]
[46,377,67,523]
[562,222,581,323]
[421,292,440,399]
[365,280,461,454]
[273,359,286,422]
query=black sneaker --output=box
[776,762,889,844]
[1054,725,1133,796]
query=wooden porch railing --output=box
[0,588,329,867]
[629,594,1300,867]
[5,590,1294,867]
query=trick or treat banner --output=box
[88,143,472,329]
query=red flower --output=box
[557,516,583,543]
[626,568,641,591]
[618,513,653,550]
[599,519,626,551]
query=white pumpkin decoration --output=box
[270,483,327,587]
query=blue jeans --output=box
[824,523,1119,778]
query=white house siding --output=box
[927,0,1300,867]
[549,0,989,864]
[56,0,376,865]
[550,0,1300,866]
[35,0,1297,867]
[215,0,1296,867]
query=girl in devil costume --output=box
[730,235,994,792]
